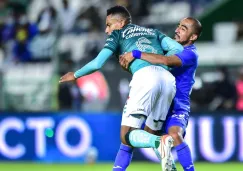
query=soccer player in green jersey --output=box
[59,6,183,171]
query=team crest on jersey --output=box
[136,37,157,54]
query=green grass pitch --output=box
[0,162,242,171]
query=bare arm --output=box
[119,52,182,70]
[140,53,182,67]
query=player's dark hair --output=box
[186,17,202,38]
[107,6,132,25]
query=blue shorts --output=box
[162,113,189,138]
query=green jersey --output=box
[104,24,183,74]
[74,24,183,78]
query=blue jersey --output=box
[170,44,198,115]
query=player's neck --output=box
[183,42,193,47]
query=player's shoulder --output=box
[152,28,167,41]
[120,24,156,34]
[153,28,166,34]
[184,44,198,59]
[117,24,135,35]
[109,29,120,37]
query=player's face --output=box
[105,15,125,35]
[175,19,197,46]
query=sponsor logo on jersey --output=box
[106,38,113,42]
[122,25,156,39]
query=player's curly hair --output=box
[107,6,132,25]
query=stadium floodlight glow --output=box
[0,117,25,159]
[56,117,92,157]
[199,117,236,162]
[26,117,54,158]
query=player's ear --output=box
[190,34,198,41]
[120,19,126,28]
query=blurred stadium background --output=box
[0,0,243,170]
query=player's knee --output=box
[120,130,131,146]
[144,125,160,135]
[120,135,128,145]
[144,126,154,134]
[120,125,138,146]
[169,132,183,144]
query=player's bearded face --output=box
[174,19,195,45]
[105,15,124,35]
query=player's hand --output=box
[119,52,134,69]
[59,72,76,83]
[119,56,128,71]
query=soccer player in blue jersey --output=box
[120,17,202,171]
[59,5,183,171]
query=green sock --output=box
[128,130,160,148]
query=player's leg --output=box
[119,66,168,149]
[144,125,161,135]
[144,125,177,171]
[115,66,174,170]
[121,115,161,148]
[146,117,175,171]
[113,126,136,171]
[113,115,162,171]
[146,68,176,171]
[166,114,195,171]
[113,67,162,171]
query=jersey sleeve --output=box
[155,29,166,43]
[74,48,113,78]
[103,30,120,52]
[175,49,197,67]
[161,36,184,56]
